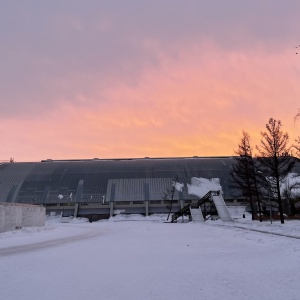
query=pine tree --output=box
[230,131,261,221]
[256,118,295,224]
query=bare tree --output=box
[230,131,262,221]
[294,109,300,123]
[293,111,300,157]
[256,118,295,224]
[163,175,179,221]
[293,137,300,157]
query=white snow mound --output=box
[187,177,222,198]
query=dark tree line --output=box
[231,118,296,224]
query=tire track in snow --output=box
[214,223,300,240]
[0,230,102,257]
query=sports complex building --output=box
[0,156,299,221]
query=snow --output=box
[0,211,300,300]
[280,173,300,197]
[187,177,222,198]
[174,182,184,192]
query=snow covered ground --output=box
[0,210,300,300]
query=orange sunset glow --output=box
[1,2,300,161]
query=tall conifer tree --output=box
[256,118,295,224]
[230,131,261,220]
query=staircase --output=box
[196,191,212,208]
[171,204,190,223]
[171,190,229,223]
[193,191,218,221]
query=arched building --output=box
[0,156,298,220]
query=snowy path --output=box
[0,228,102,256]
[1,217,300,300]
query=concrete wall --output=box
[0,203,45,233]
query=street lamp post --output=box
[266,178,272,224]
[258,171,272,224]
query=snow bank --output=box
[174,182,184,192]
[46,215,89,224]
[187,177,222,198]
[108,213,169,222]
[280,173,300,197]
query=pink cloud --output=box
[1,42,299,161]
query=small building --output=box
[0,202,45,233]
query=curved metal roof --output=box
[0,156,298,204]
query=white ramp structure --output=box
[189,208,204,223]
[212,193,233,222]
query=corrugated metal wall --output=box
[1,157,298,204]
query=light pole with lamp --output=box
[258,170,272,224]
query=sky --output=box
[1,1,300,162]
